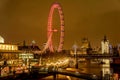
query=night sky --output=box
[0,0,120,49]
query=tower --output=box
[101,36,109,54]
[81,38,91,54]
[101,36,111,77]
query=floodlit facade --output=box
[0,43,18,51]
[0,40,18,60]
[101,36,109,54]
[101,36,111,77]
[0,43,18,60]
[0,36,17,51]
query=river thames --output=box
[41,58,118,80]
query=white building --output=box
[101,36,109,54]
[0,36,4,43]
[101,36,111,77]
[0,36,18,51]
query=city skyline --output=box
[0,0,120,49]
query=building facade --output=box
[101,36,111,78]
[101,36,109,54]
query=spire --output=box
[23,40,26,46]
[103,35,107,42]
[88,41,91,48]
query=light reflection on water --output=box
[42,58,114,80]
[78,59,112,77]
[70,59,112,80]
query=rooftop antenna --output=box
[103,35,107,42]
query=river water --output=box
[42,58,115,80]
[67,58,119,80]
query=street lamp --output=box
[39,53,42,66]
[72,43,78,69]
[29,58,31,73]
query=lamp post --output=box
[73,43,78,69]
[39,53,42,66]
[29,58,31,73]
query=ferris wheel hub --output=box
[53,29,58,32]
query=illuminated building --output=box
[81,38,91,54]
[101,36,111,78]
[0,36,20,66]
[0,43,18,59]
[0,43,19,65]
[81,38,90,49]
[0,36,4,43]
[0,43,18,51]
[18,41,40,66]
[101,36,109,54]
[0,36,17,51]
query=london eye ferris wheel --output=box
[47,2,65,52]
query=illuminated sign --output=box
[19,53,34,59]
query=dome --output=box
[0,36,4,43]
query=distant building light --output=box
[32,40,36,44]
[19,53,34,59]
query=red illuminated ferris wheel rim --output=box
[47,2,64,52]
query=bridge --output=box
[0,66,101,80]
[72,54,120,59]
[30,66,100,80]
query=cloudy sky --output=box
[0,0,120,49]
